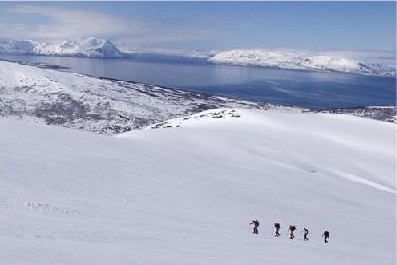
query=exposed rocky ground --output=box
[308,106,396,123]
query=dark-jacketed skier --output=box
[322,230,330,243]
[274,223,281,237]
[302,227,309,241]
[250,219,260,234]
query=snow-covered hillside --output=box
[0,60,260,134]
[0,108,395,265]
[1,59,395,135]
[0,37,123,58]
[208,49,396,77]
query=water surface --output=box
[1,54,395,108]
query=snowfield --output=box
[0,108,395,265]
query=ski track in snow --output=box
[329,170,395,194]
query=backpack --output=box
[274,223,280,228]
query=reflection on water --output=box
[1,54,395,108]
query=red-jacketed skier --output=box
[250,219,260,234]
[288,225,297,239]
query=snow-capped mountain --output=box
[0,60,261,134]
[208,49,396,77]
[0,37,123,58]
[36,37,123,58]
[0,107,395,265]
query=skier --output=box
[301,227,309,241]
[274,222,281,237]
[288,225,297,239]
[322,230,330,243]
[249,219,260,234]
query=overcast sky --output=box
[0,1,395,52]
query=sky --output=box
[0,1,395,52]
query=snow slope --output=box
[209,49,396,77]
[0,60,260,134]
[0,108,395,265]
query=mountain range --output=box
[0,37,395,76]
[209,49,396,77]
[0,37,123,58]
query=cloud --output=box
[0,4,215,49]
[4,5,140,40]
